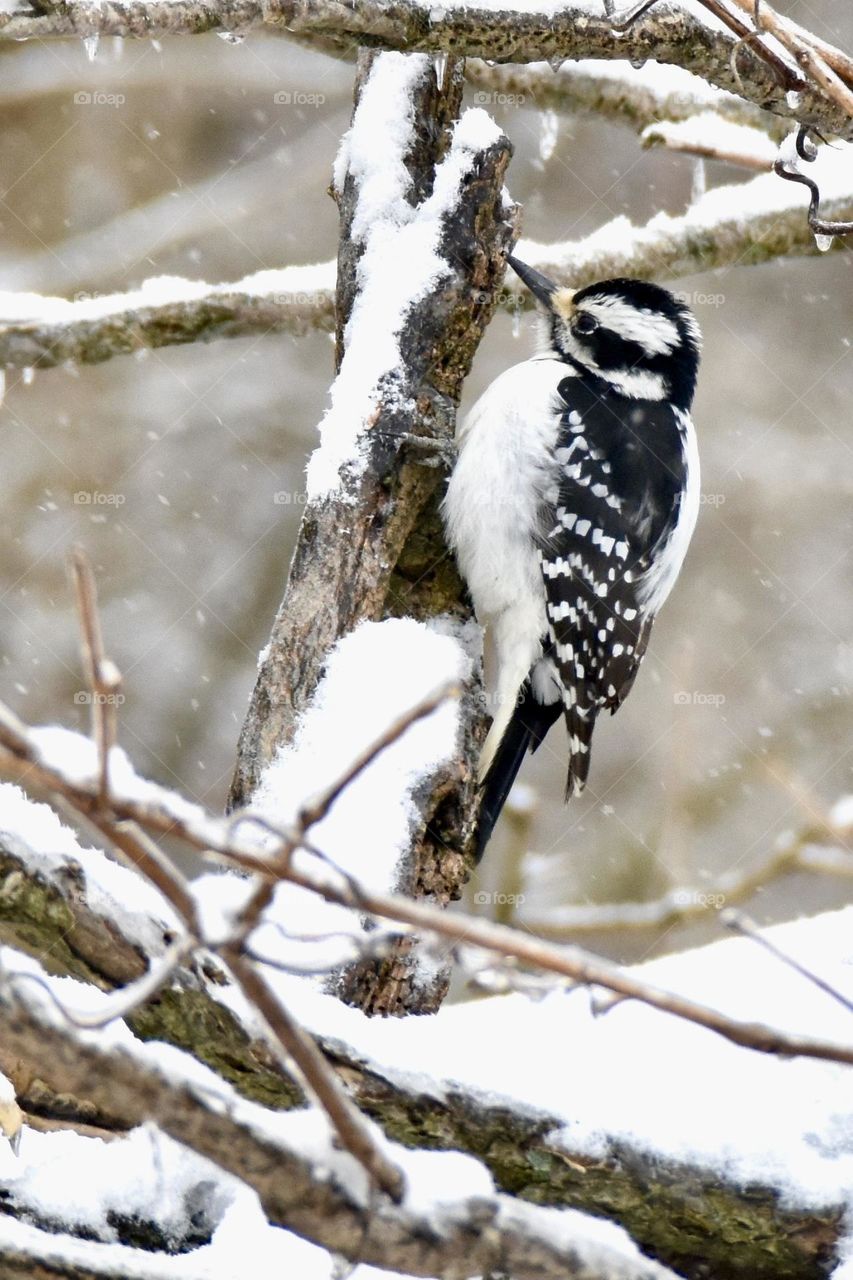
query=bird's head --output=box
[508,256,701,411]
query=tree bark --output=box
[228,51,516,1015]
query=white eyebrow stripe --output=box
[580,295,681,356]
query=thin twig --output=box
[297,681,460,831]
[2,938,192,1029]
[223,948,405,1202]
[1,697,852,1066]
[68,548,122,805]
[720,910,853,1016]
[727,0,853,116]
[283,854,853,1066]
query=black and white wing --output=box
[538,376,692,797]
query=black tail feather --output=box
[475,683,561,862]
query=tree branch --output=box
[1,981,844,1280]
[2,157,851,372]
[0,767,850,1277]
[1,0,851,139]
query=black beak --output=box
[507,255,558,307]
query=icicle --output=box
[0,371,5,409]
[548,55,564,72]
[539,109,559,163]
[21,367,34,386]
[691,158,707,204]
[814,232,834,253]
[216,30,245,44]
[82,34,99,62]
[150,38,163,52]
[434,52,447,86]
[511,309,521,339]
[629,55,646,70]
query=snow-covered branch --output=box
[1,689,852,1067]
[467,56,787,135]
[514,140,853,300]
[0,983,694,1280]
[0,824,851,1279]
[1,0,851,139]
[0,680,852,1275]
[0,265,335,370]
[2,141,851,372]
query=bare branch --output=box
[727,0,853,117]
[520,816,853,934]
[721,909,853,1016]
[68,549,122,806]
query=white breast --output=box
[442,358,569,771]
[443,357,567,631]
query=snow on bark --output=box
[0,780,178,955]
[244,618,470,941]
[307,52,503,500]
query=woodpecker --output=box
[443,257,701,859]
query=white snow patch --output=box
[0,1124,230,1248]
[641,112,778,166]
[247,617,469,945]
[307,50,503,500]
[0,781,178,954]
[518,140,853,274]
[0,262,334,326]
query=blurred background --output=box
[0,4,851,967]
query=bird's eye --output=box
[574,312,598,335]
